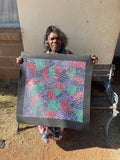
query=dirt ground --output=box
[0,81,120,160]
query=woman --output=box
[16,25,98,144]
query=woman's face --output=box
[48,32,62,53]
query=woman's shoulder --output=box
[65,49,73,55]
[43,51,49,53]
[68,50,73,55]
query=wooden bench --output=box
[91,64,119,137]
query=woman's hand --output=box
[16,56,22,66]
[91,55,98,64]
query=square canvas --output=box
[17,52,93,130]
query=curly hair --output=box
[44,25,68,50]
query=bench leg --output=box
[105,90,119,138]
[105,115,114,138]
[16,122,20,133]
[105,93,119,138]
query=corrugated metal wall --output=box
[0,0,19,27]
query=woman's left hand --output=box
[91,55,98,64]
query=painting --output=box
[17,52,93,130]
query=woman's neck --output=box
[49,48,64,54]
[50,51,58,54]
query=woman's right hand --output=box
[16,56,22,66]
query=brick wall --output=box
[0,28,24,81]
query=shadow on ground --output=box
[56,110,120,151]
[0,80,18,96]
